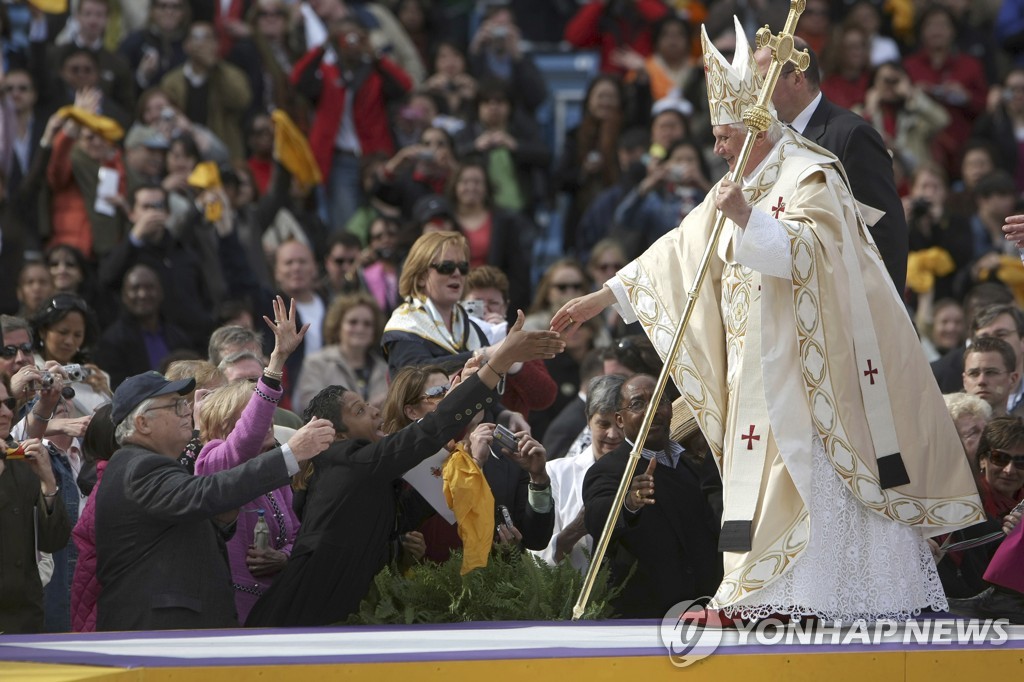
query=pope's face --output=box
[712,124,769,176]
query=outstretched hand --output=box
[264,296,309,361]
[490,310,565,369]
[549,287,615,337]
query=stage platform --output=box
[1,619,1022,681]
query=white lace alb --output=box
[726,436,948,622]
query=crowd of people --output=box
[1,0,1024,633]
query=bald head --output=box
[754,36,820,124]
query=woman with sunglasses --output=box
[30,293,111,417]
[294,293,389,415]
[933,415,1024,599]
[382,231,498,376]
[386,362,555,563]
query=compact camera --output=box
[492,423,519,452]
[462,298,485,319]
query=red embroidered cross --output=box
[430,466,442,478]
[741,425,761,450]
[771,197,786,218]
[863,359,879,385]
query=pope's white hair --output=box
[726,120,783,146]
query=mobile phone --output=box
[492,423,519,452]
[496,504,515,530]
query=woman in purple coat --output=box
[195,296,305,622]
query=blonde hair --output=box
[197,381,255,443]
[166,360,225,389]
[323,292,384,346]
[398,231,469,300]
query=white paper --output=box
[402,446,456,524]
[94,167,120,216]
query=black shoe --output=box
[948,586,1024,624]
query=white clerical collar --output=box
[741,142,777,187]
[789,91,822,135]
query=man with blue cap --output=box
[94,371,335,630]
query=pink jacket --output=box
[195,378,300,623]
[70,460,106,632]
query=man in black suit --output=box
[95,371,334,630]
[755,38,908,290]
[582,374,722,618]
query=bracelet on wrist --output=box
[263,368,283,380]
[43,485,60,498]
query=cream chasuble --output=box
[611,130,985,619]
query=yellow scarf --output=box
[442,444,494,575]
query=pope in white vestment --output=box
[551,18,985,621]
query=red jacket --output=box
[291,47,412,181]
[565,0,669,73]
[70,460,105,632]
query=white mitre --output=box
[701,16,776,126]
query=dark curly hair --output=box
[302,384,352,436]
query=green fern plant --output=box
[347,549,622,624]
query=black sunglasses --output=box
[0,397,16,411]
[551,282,584,293]
[47,294,89,313]
[430,261,469,276]
[988,449,1024,470]
[420,384,450,401]
[0,343,33,359]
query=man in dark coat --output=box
[94,264,192,388]
[583,374,722,618]
[757,38,908,291]
[95,371,334,631]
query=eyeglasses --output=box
[419,384,450,402]
[430,261,469,276]
[48,294,89,314]
[621,394,673,414]
[964,368,1008,379]
[0,343,34,359]
[551,282,584,293]
[0,397,16,411]
[144,397,192,418]
[988,449,1024,470]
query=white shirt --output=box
[788,91,822,134]
[295,296,326,356]
[531,445,597,573]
